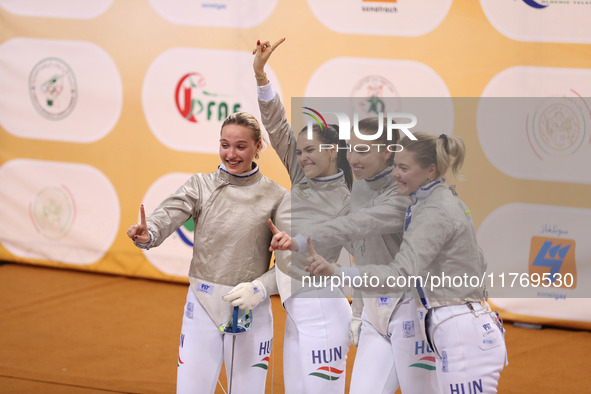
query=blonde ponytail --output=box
[399,132,466,179]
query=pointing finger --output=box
[307,237,316,256]
[271,37,286,51]
[268,218,279,235]
[140,204,146,226]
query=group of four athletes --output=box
[127,38,507,394]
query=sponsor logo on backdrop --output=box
[477,203,589,299]
[361,0,397,14]
[0,0,113,19]
[522,0,548,9]
[0,159,119,265]
[529,236,577,289]
[350,75,401,116]
[305,57,451,99]
[148,0,277,27]
[28,57,77,120]
[482,0,591,43]
[201,2,228,10]
[526,93,590,160]
[174,72,241,124]
[307,0,451,36]
[0,38,122,143]
[143,48,277,153]
[522,0,591,9]
[479,68,591,184]
[302,76,409,148]
[29,185,76,240]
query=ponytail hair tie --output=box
[439,134,449,153]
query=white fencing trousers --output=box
[427,302,508,394]
[349,299,440,394]
[282,293,351,394]
[176,287,273,394]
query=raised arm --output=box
[253,38,306,184]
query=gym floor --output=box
[0,263,589,393]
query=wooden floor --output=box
[0,262,590,393]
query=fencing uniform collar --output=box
[218,162,262,185]
[412,178,445,202]
[306,169,346,191]
[365,166,394,191]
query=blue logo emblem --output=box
[523,0,548,9]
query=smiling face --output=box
[296,132,337,179]
[346,133,392,180]
[392,148,436,196]
[219,124,261,174]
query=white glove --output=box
[349,316,362,347]
[222,280,267,310]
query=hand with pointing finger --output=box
[268,218,293,252]
[253,37,286,85]
[305,237,336,276]
[127,204,150,244]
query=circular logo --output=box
[174,71,243,124]
[29,57,77,121]
[350,75,400,118]
[530,99,586,158]
[175,72,207,123]
[30,186,76,239]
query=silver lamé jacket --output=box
[357,181,488,308]
[139,165,289,325]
